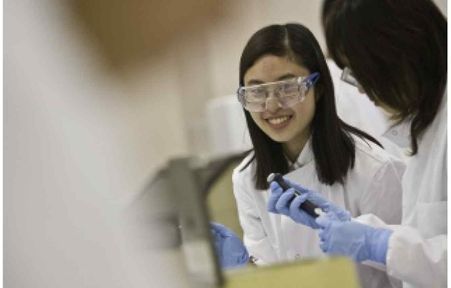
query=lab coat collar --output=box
[382,119,412,149]
[383,88,447,149]
[286,137,314,171]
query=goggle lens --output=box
[237,72,320,112]
[341,67,360,88]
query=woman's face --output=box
[340,57,400,116]
[352,79,399,115]
[244,55,316,149]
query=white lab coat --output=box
[233,136,405,288]
[357,93,447,288]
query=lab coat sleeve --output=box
[232,170,278,265]
[358,158,405,225]
[386,226,447,287]
[355,213,447,287]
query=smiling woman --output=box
[211,23,407,288]
[243,55,318,162]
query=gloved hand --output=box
[316,214,392,264]
[267,178,351,229]
[210,222,249,268]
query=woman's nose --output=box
[265,96,281,113]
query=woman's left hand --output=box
[210,222,249,268]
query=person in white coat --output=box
[328,60,407,159]
[211,23,406,288]
[270,1,447,287]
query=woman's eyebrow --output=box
[247,79,264,85]
[276,73,297,81]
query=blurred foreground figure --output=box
[5,0,221,287]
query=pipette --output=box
[267,173,325,218]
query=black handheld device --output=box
[267,173,322,218]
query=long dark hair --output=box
[322,0,447,155]
[239,23,381,190]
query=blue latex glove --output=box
[267,178,351,229]
[316,214,392,264]
[210,222,249,268]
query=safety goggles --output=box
[237,72,320,112]
[341,67,361,88]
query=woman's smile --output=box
[264,114,293,130]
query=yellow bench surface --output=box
[224,257,360,288]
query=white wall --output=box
[433,0,447,15]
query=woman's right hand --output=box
[267,178,351,229]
